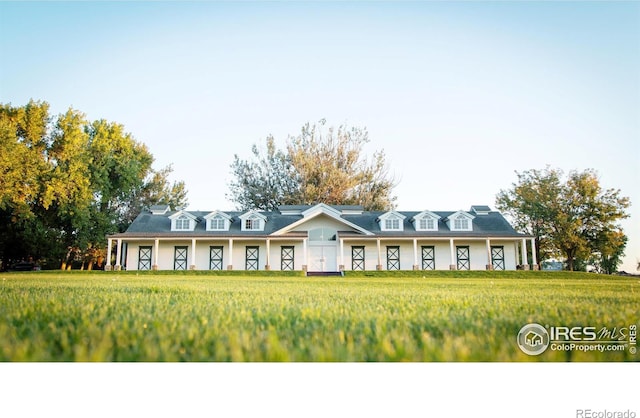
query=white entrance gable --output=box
[271,203,373,236]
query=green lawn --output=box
[0,271,638,361]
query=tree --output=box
[227,136,299,211]
[0,100,188,270]
[496,167,630,272]
[121,165,189,227]
[228,120,397,211]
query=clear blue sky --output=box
[1,1,638,271]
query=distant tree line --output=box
[0,100,187,270]
[497,167,630,273]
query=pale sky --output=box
[1,1,638,272]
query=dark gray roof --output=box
[113,205,528,239]
[344,210,522,237]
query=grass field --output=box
[0,271,638,361]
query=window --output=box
[456,246,470,270]
[210,246,223,270]
[454,216,469,230]
[387,246,400,270]
[422,246,435,270]
[246,246,259,270]
[413,211,440,231]
[491,246,505,271]
[384,218,401,230]
[352,246,365,271]
[175,215,190,230]
[209,216,225,230]
[419,218,435,230]
[281,246,294,271]
[379,211,406,231]
[239,211,266,231]
[174,246,188,270]
[245,218,261,230]
[138,246,152,271]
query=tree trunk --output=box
[61,247,73,270]
[566,257,574,271]
[565,248,576,271]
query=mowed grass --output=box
[0,271,638,361]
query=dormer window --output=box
[385,218,400,230]
[378,211,406,232]
[239,210,267,232]
[209,216,226,230]
[169,210,198,231]
[454,216,469,230]
[446,211,474,232]
[412,210,441,232]
[175,215,191,230]
[245,217,261,230]
[420,218,435,230]
[204,211,232,232]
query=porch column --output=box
[339,238,345,271]
[531,238,538,270]
[227,238,234,270]
[412,239,419,270]
[449,238,456,270]
[376,238,382,270]
[115,238,122,271]
[190,238,197,270]
[486,238,493,270]
[105,239,113,271]
[153,239,159,270]
[265,239,271,270]
[302,238,308,272]
[521,238,529,270]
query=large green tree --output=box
[496,167,630,272]
[0,100,188,270]
[228,120,396,211]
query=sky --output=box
[1,1,638,272]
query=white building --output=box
[106,203,536,272]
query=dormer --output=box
[169,210,198,232]
[239,210,267,232]
[377,211,406,232]
[150,205,170,215]
[204,211,233,231]
[470,205,491,216]
[412,210,441,231]
[445,211,475,232]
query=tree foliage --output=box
[0,100,188,270]
[228,120,396,211]
[496,167,630,272]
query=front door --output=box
[308,244,337,272]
